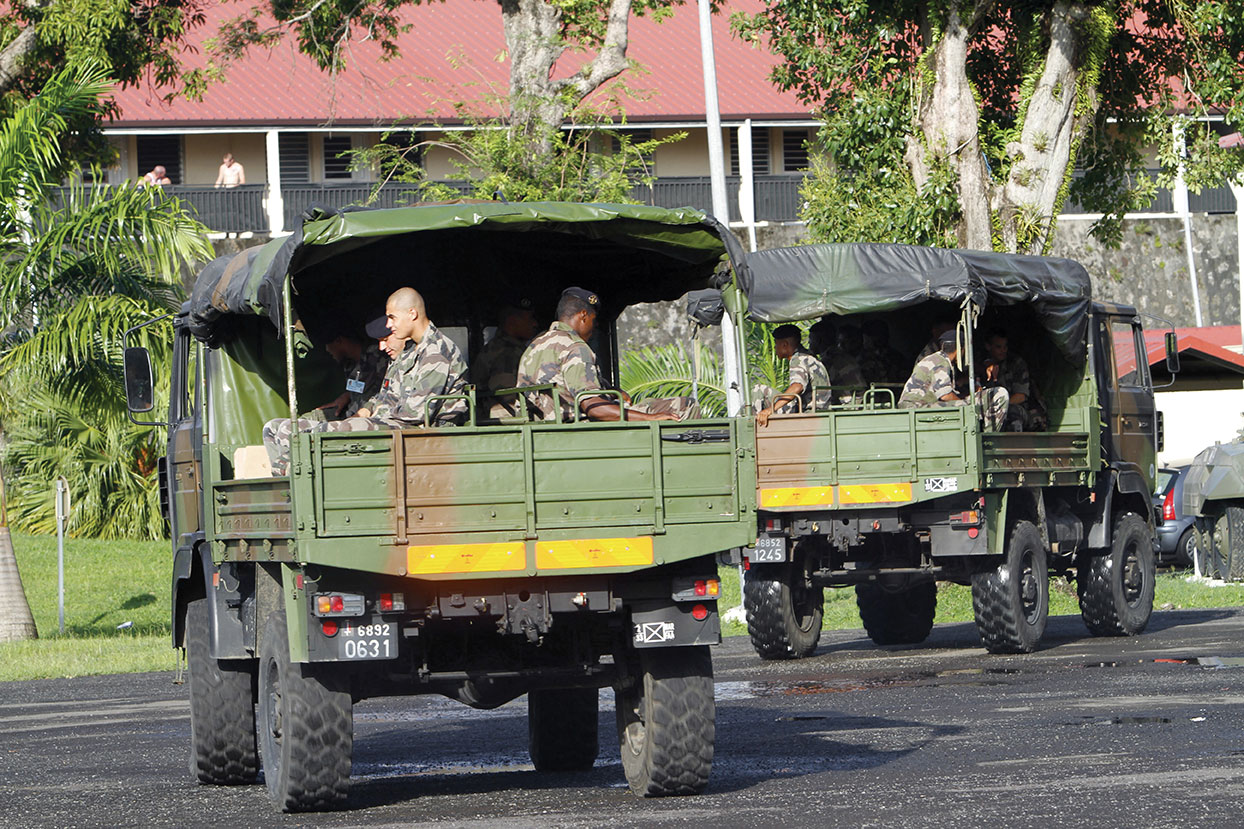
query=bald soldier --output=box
[516,287,694,422]
[262,287,469,476]
[898,328,1008,431]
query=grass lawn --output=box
[5,530,1244,681]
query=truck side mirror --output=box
[123,346,155,413]
[1164,331,1180,374]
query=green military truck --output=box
[731,244,1175,656]
[1184,441,1244,580]
[123,203,757,810]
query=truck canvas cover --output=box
[188,201,737,346]
[738,243,1093,363]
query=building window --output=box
[610,129,654,175]
[135,136,183,184]
[279,133,310,184]
[781,129,812,172]
[323,135,354,180]
[730,128,771,176]
[380,131,424,168]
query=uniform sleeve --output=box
[929,361,956,400]
[1008,356,1030,397]
[398,351,452,424]
[787,354,811,389]
[560,342,603,398]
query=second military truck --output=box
[732,244,1175,656]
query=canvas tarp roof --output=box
[187,201,739,347]
[737,243,1094,362]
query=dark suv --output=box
[1154,465,1196,567]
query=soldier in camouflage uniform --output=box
[263,288,469,475]
[898,329,1008,431]
[859,319,907,385]
[516,287,690,423]
[826,324,867,403]
[325,328,388,418]
[980,327,1047,431]
[472,299,538,415]
[756,324,832,426]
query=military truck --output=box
[122,203,757,810]
[730,244,1175,656]
[1184,441,1244,580]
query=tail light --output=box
[1163,488,1176,522]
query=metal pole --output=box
[1173,121,1203,327]
[1232,180,1244,343]
[739,120,758,252]
[697,0,728,222]
[55,477,68,635]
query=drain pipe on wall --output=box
[1173,121,1204,327]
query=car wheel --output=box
[1175,527,1197,569]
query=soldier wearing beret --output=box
[899,328,1008,431]
[516,287,691,422]
[756,323,832,426]
[263,287,468,476]
[980,327,1047,431]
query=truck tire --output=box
[1215,506,1244,581]
[529,688,599,771]
[615,645,714,797]
[257,610,352,811]
[743,555,823,660]
[1079,512,1155,636]
[971,520,1048,653]
[855,579,937,646]
[185,597,258,785]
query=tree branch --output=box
[555,0,632,101]
[0,27,39,95]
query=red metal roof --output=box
[109,0,811,128]
[1143,325,1244,373]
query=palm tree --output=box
[0,61,213,637]
[0,469,38,642]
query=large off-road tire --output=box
[615,645,714,797]
[258,610,352,812]
[185,597,258,785]
[855,579,937,646]
[528,687,599,771]
[1079,512,1156,637]
[743,552,823,660]
[1214,506,1244,581]
[971,520,1049,654]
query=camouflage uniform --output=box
[517,321,698,421]
[756,350,832,413]
[342,343,388,418]
[471,332,529,395]
[263,323,468,476]
[859,342,907,385]
[984,353,1047,431]
[898,350,1008,432]
[824,351,866,404]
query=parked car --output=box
[1154,465,1197,567]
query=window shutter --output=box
[135,136,184,184]
[279,133,310,184]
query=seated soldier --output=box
[308,328,388,421]
[980,327,1048,431]
[263,287,468,476]
[515,287,686,423]
[828,323,867,403]
[898,328,1008,432]
[859,319,907,385]
[756,324,832,427]
[472,298,538,416]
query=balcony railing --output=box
[48,171,1236,237]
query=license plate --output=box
[750,536,787,563]
[336,620,398,660]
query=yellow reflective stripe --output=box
[838,482,913,504]
[407,542,526,575]
[536,537,654,570]
[759,486,834,508]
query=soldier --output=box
[472,298,538,414]
[827,324,867,403]
[756,324,832,427]
[515,287,684,423]
[859,319,907,385]
[898,328,1008,431]
[915,313,960,363]
[263,287,469,475]
[980,327,1047,431]
[320,329,388,419]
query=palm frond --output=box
[620,342,727,418]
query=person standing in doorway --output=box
[214,153,245,187]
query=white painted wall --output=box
[1157,387,1244,465]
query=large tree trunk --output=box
[0,468,38,642]
[500,0,634,164]
[907,0,995,251]
[996,0,1100,254]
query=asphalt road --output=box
[4,608,1244,829]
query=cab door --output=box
[1096,312,1157,494]
[166,324,202,547]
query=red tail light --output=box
[1163,488,1176,522]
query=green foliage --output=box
[0,63,212,540]
[621,341,726,417]
[353,105,683,204]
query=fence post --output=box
[54,477,70,635]
[265,130,285,234]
